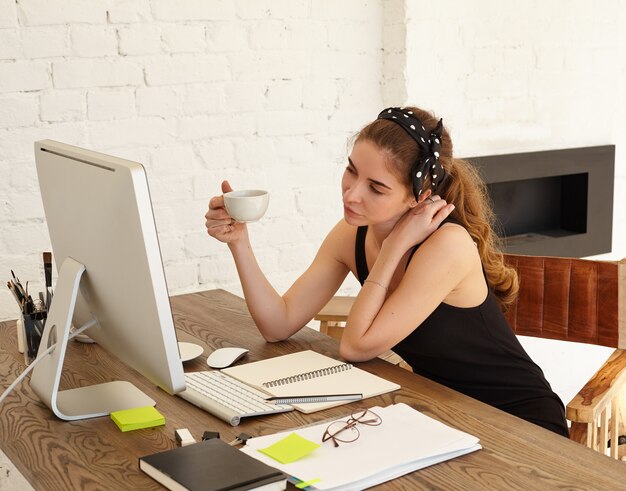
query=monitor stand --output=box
[30,257,155,421]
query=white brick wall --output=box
[0,94,38,127]
[118,25,162,55]
[0,0,383,323]
[52,59,143,88]
[0,0,18,28]
[0,61,50,92]
[161,25,205,54]
[40,90,86,122]
[136,86,181,117]
[71,26,118,57]
[0,29,21,59]
[17,0,108,26]
[22,27,70,59]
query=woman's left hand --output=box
[385,196,455,254]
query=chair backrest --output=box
[503,254,626,349]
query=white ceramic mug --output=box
[223,189,270,223]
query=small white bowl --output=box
[223,189,269,223]
[178,342,204,362]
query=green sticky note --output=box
[296,478,321,489]
[110,405,165,432]
[258,433,320,464]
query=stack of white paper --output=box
[242,403,481,490]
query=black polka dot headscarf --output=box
[377,107,447,199]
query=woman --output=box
[205,106,569,437]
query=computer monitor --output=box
[30,140,186,421]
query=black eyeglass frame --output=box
[321,408,382,447]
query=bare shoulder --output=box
[432,221,476,250]
[408,221,479,272]
[401,222,486,307]
[322,219,356,245]
[319,219,358,263]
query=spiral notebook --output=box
[222,350,400,413]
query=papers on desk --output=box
[242,403,481,491]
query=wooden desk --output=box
[1,289,624,490]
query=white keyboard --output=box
[179,371,293,426]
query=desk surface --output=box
[0,289,624,490]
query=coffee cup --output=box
[223,190,269,223]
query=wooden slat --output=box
[598,261,619,347]
[569,421,588,445]
[542,258,571,339]
[599,407,609,455]
[591,418,598,451]
[515,256,544,337]
[610,396,619,459]
[568,260,598,343]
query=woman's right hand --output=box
[384,195,455,255]
[205,180,248,244]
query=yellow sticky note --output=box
[258,433,320,464]
[110,405,165,432]
[296,478,321,489]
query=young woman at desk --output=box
[205,106,569,437]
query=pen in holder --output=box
[20,309,46,366]
[7,252,54,365]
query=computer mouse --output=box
[206,347,249,369]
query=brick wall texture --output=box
[1,0,625,321]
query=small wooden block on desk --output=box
[315,296,355,323]
[315,296,354,336]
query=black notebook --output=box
[139,439,286,491]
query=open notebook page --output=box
[222,350,400,413]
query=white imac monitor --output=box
[30,140,186,421]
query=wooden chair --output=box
[316,254,626,459]
[503,253,626,459]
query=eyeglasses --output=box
[322,409,382,447]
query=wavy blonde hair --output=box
[356,106,518,309]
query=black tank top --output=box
[354,225,569,437]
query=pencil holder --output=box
[16,317,25,354]
[22,311,46,366]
